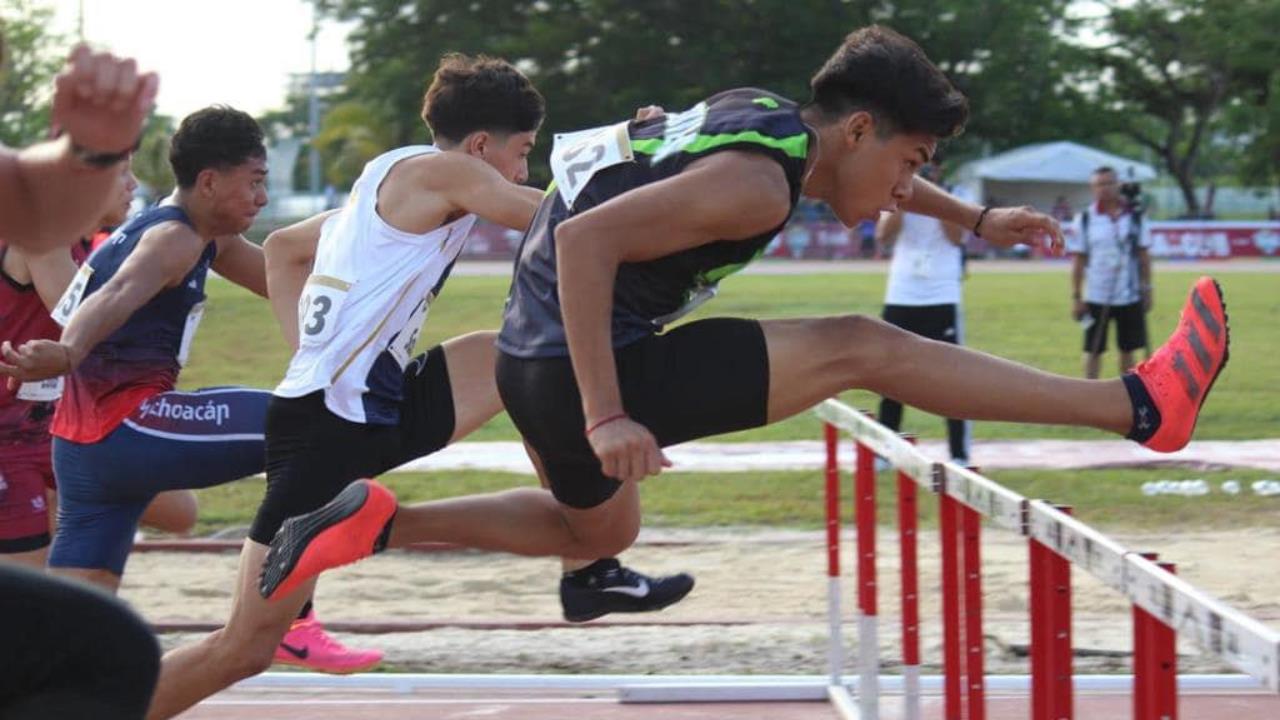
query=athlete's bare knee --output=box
[819,314,900,385]
[568,514,639,558]
[206,626,278,680]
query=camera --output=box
[1120,168,1144,217]
[1120,179,1144,242]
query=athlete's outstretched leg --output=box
[763,277,1227,454]
[258,332,644,601]
[147,541,313,719]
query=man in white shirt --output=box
[1067,166,1153,378]
[874,163,970,464]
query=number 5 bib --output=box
[51,264,95,327]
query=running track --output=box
[182,684,1280,719]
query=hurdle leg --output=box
[825,423,844,689]
[1030,533,1049,720]
[897,436,921,720]
[940,491,963,719]
[855,437,879,718]
[1151,561,1178,720]
[961,503,986,720]
[1135,558,1178,720]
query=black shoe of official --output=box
[560,558,695,623]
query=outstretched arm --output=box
[213,235,268,299]
[0,224,203,383]
[263,211,334,350]
[555,151,791,483]
[0,46,158,252]
[903,176,1063,252]
[416,152,544,231]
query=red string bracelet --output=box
[585,413,629,436]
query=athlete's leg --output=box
[139,490,198,536]
[383,440,635,557]
[150,380,397,717]
[258,321,771,601]
[48,392,266,593]
[147,542,312,720]
[0,545,47,570]
[762,313,1132,431]
[383,332,639,558]
[0,454,54,570]
[47,441,145,592]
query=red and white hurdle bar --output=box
[814,398,1280,719]
[610,398,1277,714]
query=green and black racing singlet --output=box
[497,87,813,358]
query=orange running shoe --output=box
[260,479,397,601]
[1125,276,1229,452]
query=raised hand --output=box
[977,206,1064,255]
[52,44,159,157]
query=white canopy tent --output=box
[953,141,1158,214]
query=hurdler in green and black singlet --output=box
[497,87,813,358]
[496,87,814,510]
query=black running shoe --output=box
[559,558,695,623]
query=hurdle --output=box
[812,397,1280,719]
[227,397,1279,717]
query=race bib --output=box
[16,377,63,402]
[550,121,633,208]
[297,275,352,346]
[910,251,932,279]
[176,301,205,367]
[51,264,94,327]
[388,291,432,367]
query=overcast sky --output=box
[46,0,354,119]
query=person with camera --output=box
[1067,166,1153,378]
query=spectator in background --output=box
[1067,166,1152,378]
[856,218,877,258]
[1051,195,1074,222]
[874,162,971,465]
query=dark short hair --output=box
[169,106,265,189]
[808,26,968,139]
[1093,166,1116,176]
[421,53,544,145]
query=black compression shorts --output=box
[496,317,770,509]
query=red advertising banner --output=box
[459,218,1280,261]
[1146,221,1280,259]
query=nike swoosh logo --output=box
[279,642,309,660]
[602,578,650,598]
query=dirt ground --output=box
[123,525,1280,676]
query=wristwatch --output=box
[69,139,135,169]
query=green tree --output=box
[0,0,65,147]
[313,101,394,189]
[315,0,1103,185]
[1079,0,1280,216]
[131,115,177,200]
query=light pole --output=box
[308,8,321,211]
